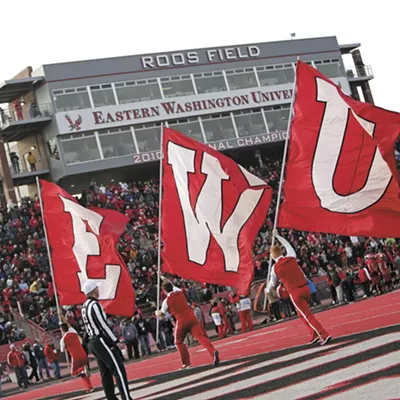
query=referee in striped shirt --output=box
[81,281,132,400]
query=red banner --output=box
[278,61,400,237]
[40,180,135,317]
[161,127,272,295]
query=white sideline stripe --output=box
[252,351,400,400]
[182,332,400,400]
[250,327,288,337]
[330,311,400,329]
[134,364,243,399]
[99,338,130,400]
[324,377,400,400]
[144,344,342,399]
[327,301,400,320]
[290,294,321,337]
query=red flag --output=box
[161,127,272,295]
[278,61,400,237]
[40,180,135,317]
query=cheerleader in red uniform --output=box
[377,253,393,292]
[365,254,382,295]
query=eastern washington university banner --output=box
[55,78,349,135]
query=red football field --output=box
[8,290,400,399]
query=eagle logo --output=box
[65,114,82,131]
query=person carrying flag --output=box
[59,321,94,394]
[266,233,331,345]
[156,278,220,369]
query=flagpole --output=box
[36,177,70,367]
[155,126,164,343]
[264,60,299,309]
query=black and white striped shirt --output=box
[81,298,118,345]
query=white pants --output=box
[335,285,344,303]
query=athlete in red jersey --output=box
[267,233,331,346]
[156,279,220,369]
[60,323,93,393]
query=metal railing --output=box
[0,102,52,128]
[9,158,47,175]
[346,65,373,79]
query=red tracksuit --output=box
[358,268,370,283]
[211,306,225,338]
[162,288,216,366]
[238,297,253,333]
[274,256,329,341]
[218,303,233,336]
[230,294,253,333]
[60,328,93,392]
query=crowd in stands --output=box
[0,154,399,347]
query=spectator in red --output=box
[237,295,253,333]
[218,298,233,336]
[29,215,39,229]
[2,297,13,321]
[326,265,338,305]
[13,100,24,120]
[230,291,252,333]
[47,281,55,299]
[2,286,13,302]
[44,340,61,379]
[7,344,29,389]
[358,266,372,297]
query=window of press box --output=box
[161,77,195,99]
[264,107,290,133]
[257,67,295,86]
[98,129,136,158]
[193,73,227,94]
[47,138,60,160]
[115,81,161,104]
[225,69,257,91]
[134,125,161,153]
[90,85,116,107]
[234,110,266,137]
[201,114,236,142]
[315,62,342,78]
[168,119,204,142]
[54,91,91,112]
[61,133,101,164]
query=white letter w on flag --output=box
[167,141,265,273]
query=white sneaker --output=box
[320,336,332,346]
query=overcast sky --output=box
[1,0,398,112]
